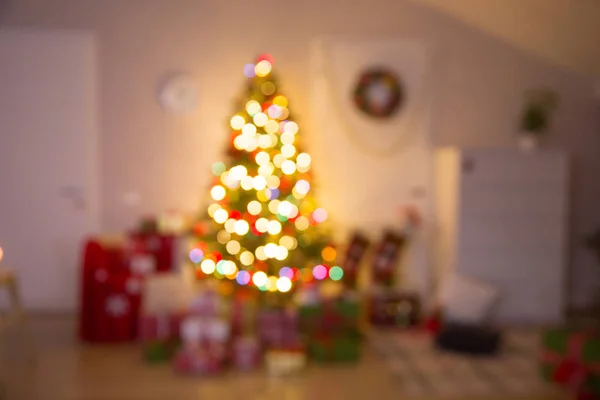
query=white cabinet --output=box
[434,148,569,324]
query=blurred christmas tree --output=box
[189,54,341,294]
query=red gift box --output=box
[232,336,261,370]
[126,233,177,273]
[139,313,184,342]
[257,309,300,348]
[173,340,227,375]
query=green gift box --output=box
[309,332,362,363]
[142,339,180,363]
[540,328,600,394]
[299,298,360,337]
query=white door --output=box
[0,30,99,312]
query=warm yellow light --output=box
[297,164,311,173]
[296,153,312,169]
[284,121,299,134]
[281,144,296,158]
[295,216,310,231]
[265,120,280,134]
[200,259,216,274]
[214,209,229,224]
[246,100,262,116]
[268,199,281,214]
[234,219,250,235]
[267,220,282,235]
[276,276,292,293]
[281,160,297,175]
[266,175,280,189]
[242,123,257,137]
[208,203,221,217]
[255,246,267,261]
[257,190,270,202]
[267,276,279,292]
[226,240,241,255]
[268,133,279,147]
[217,230,231,244]
[279,236,295,250]
[241,176,254,190]
[240,251,254,266]
[230,115,245,130]
[322,246,337,262]
[288,205,299,219]
[225,218,237,233]
[277,201,293,216]
[261,81,276,95]
[246,136,259,152]
[264,243,278,258]
[255,218,269,233]
[275,246,288,261]
[233,134,248,150]
[279,108,290,120]
[280,132,295,145]
[257,134,272,149]
[0,246,4,263]
[267,105,282,119]
[252,175,267,191]
[273,95,288,108]
[211,185,226,201]
[258,163,274,177]
[273,154,285,168]
[255,60,272,77]
[252,271,268,286]
[253,112,268,127]
[229,165,248,180]
[222,260,237,276]
[247,200,262,215]
[255,151,270,166]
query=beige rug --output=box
[368,328,564,399]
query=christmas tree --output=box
[189,54,342,294]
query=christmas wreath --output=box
[352,68,403,118]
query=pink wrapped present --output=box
[173,340,227,375]
[189,290,222,318]
[257,309,300,348]
[173,316,231,375]
[232,336,261,370]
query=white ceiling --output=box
[410,0,600,79]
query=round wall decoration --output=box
[352,68,404,118]
[158,72,199,114]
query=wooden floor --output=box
[0,316,567,400]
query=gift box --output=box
[298,297,360,337]
[139,313,184,363]
[232,336,261,371]
[340,233,370,289]
[369,290,421,327]
[125,232,178,273]
[541,328,600,396]
[257,308,301,349]
[371,231,405,287]
[309,332,362,363]
[172,316,231,375]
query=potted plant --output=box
[518,89,559,151]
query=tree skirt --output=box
[368,329,563,399]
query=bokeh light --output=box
[243,63,256,78]
[267,220,282,235]
[224,218,237,233]
[279,267,294,279]
[242,123,257,136]
[226,240,241,255]
[284,121,299,134]
[200,259,216,274]
[266,175,280,189]
[230,115,245,130]
[313,264,328,280]
[212,162,226,176]
[252,271,268,287]
[213,209,229,224]
[281,144,296,158]
[322,246,337,262]
[281,160,297,175]
[255,60,272,77]
[217,230,231,244]
[313,208,328,223]
[252,176,267,191]
[211,185,226,201]
[276,276,292,293]
[247,200,262,215]
[273,95,288,108]
[234,219,250,235]
[295,180,310,195]
[240,251,254,266]
[294,216,310,231]
[296,153,311,168]
[246,100,261,116]
[265,120,280,134]
[253,112,268,127]
[264,243,278,258]
[329,266,344,281]
[189,248,204,264]
[236,270,251,285]
[261,81,276,95]
[241,176,254,190]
